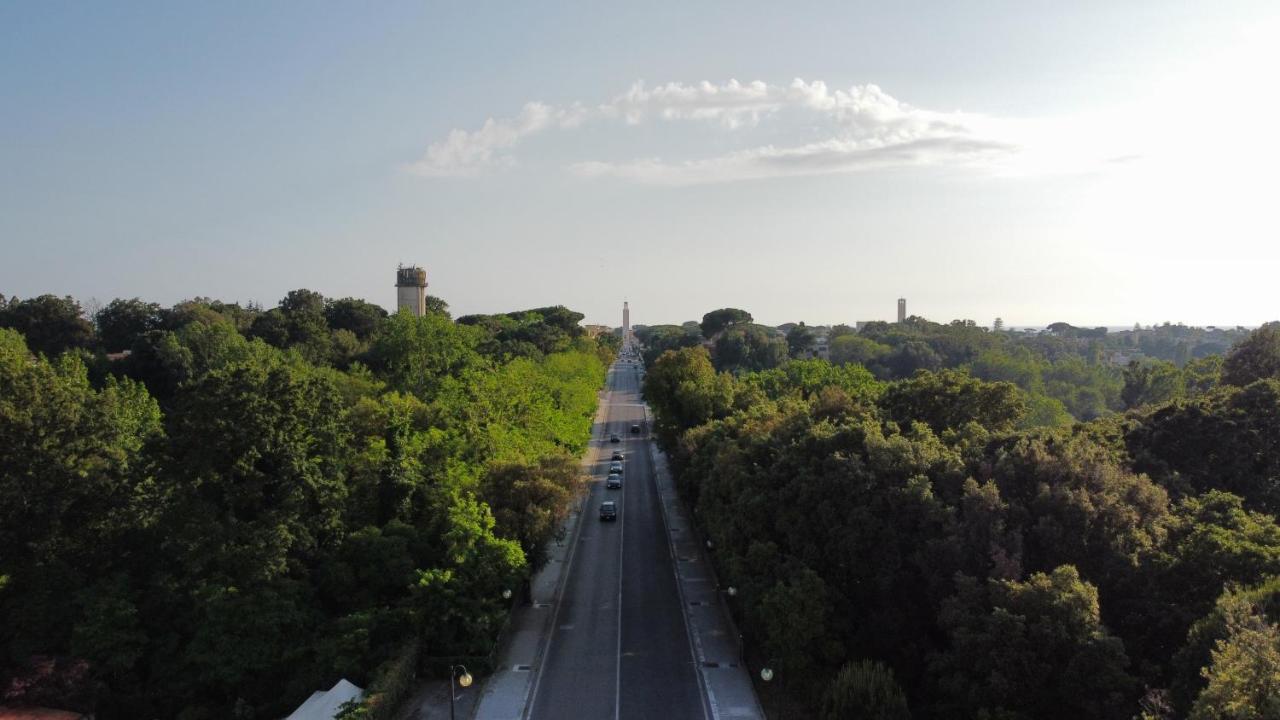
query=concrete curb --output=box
[648,439,767,720]
[645,405,715,720]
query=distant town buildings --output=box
[810,328,830,361]
[395,265,427,317]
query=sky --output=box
[1,1,1277,328]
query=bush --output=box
[337,641,419,720]
[822,660,911,720]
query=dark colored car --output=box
[630,424,641,434]
[611,450,624,461]
[606,475,622,489]
[610,434,621,443]
[599,501,618,521]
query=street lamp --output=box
[449,664,472,720]
[726,586,737,597]
[502,588,513,600]
[759,656,783,684]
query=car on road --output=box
[610,434,620,443]
[599,501,618,521]
[609,461,623,473]
[610,450,624,461]
[630,424,641,434]
[606,475,622,489]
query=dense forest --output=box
[637,312,1251,428]
[0,292,616,719]
[643,310,1280,719]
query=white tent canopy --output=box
[284,678,364,720]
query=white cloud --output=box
[572,136,1018,185]
[411,79,1021,182]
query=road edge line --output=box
[520,380,612,720]
[644,405,716,720]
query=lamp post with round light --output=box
[448,664,472,720]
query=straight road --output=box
[528,347,707,720]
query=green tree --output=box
[986,430,1169,606]
[1185,355,1225,397]
[1223,323,1280,387]
[161,298,259,333]
[246,289,334,365]
[700,307,753,338]
[368,311,484,401]
[1189,591,1280,720]
[457,306,586,358]
[1019,391,1073,429]
[279,288,334,364]
[740,359,881,403]
[879,369,1025,434]
[786,323,816,357]
[884,341,942,379]
[822,660,911,720]
[160,358,349,589]
[324,297,388,340]
[1127,380,1280,513]
[712,324,788,373]
[95,298,162,352]
[1173,579,1280,715]
[830,335,891,374]
[643,347,734,447]
[122,319,267,402]
[968,347,1044,393]
[635,324,702,366]
[410,493,525,656]
[0,294,95,356]
[247,308,291,347]
[930,566,1136,720]
[480,454,584,568]
[751,567,841,687]
[425,295,451,317]
[1123,359,1186,409]
[1138,491,1280,687]
[0,328,161,686]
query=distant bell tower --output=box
[396,265,427,316]
[897,298,907,323]
[623,301,630,335]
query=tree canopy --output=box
[639,310,1280,718]
[700,307,754,338]
[0,291,612,719]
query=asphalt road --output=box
[528,348,708,720]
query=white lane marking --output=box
[614,359,632,720]
[615,433,625,720]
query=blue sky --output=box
[2,1,1276,327]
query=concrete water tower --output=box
[396,265,427,316]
